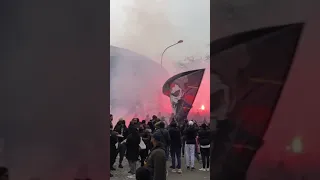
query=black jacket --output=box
[184,126,197,144]
[126,131,140,161]
[141,131,152,151]
[110,130,118,149]
[198,127,211,146]
[114,123,128,142]
[168,126,181,148]
[148,120,155,133]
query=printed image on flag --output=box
[209,23,304,179]
[163,69,205,123]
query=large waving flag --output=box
[210,23,304,180]
[163,69,205,123]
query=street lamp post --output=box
[158,40,183,115]
[160,40,183,67]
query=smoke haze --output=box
[110,0,210,123]
[110,0,210,68]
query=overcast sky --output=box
[110,0,210,67]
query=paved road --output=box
[110,155,210,180]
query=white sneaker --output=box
[199,168,206,171]
[127,175,135,179]
[206,168,210,171]
[172,169,177,173]
[177,169,182,174]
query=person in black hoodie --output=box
[126,125,141,177]
[184,121,197,170]
[198,123,211,171]
[113,118,128,168]
[110,124,118,173]
[168,121,182,173]
[128,119,138,134]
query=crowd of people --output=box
[109,114,211,180]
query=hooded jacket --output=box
[198,125,211,147]
[145,144,166,180]
[168,122,182,148]
[125,127,140,161]
[184,125,197,144]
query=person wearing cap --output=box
[144,132,167,180]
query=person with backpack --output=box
[154,122,171,160]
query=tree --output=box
[175,54,210,72]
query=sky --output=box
[110,0,210,69]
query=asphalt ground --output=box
[110,154,210,180]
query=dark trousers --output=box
[200,148,210,168]
[182,139,185,156]
[139,149,148,167]
[165,146,169,160]
[170,146,182,169]
[110,147,117,167]
[128,160,137,174]
[117,143,126,165]
[195,144,200,161]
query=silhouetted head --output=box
[151,131,163,147]
[170,121,177,128]
[131,118,137,124]
[201,123,207,129]
[159,121,165,129]
[136,167,151,180]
